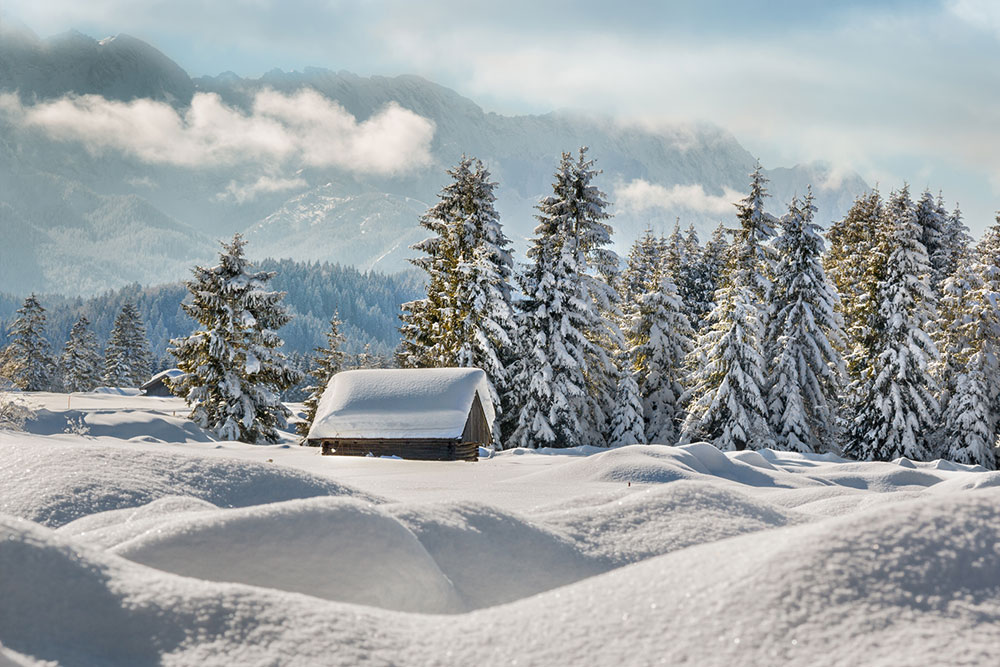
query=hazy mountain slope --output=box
[0,24,870,295]
[0,24,194,104]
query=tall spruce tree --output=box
[620,228,661,307]
[937,219,1000,469]
[102,303,152,387]
[681,168,774,451]
[764,191,845,453]
[844,186,939,461]
[169,234,302,444]
[685,223,729,333]
[60,315,102,392]
[398,156,516,444]
[1,294,55,391]
[511,148,621,448]
[608,367,646,447]
[627,265,694,444]
[297,314,346,438]
[825,189,892,441]
[730,163,778,304]
[936,199,971,286]
[915,189,948,294]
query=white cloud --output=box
[219,175,308,203]
[615,179,741,216]
[0,89,435,175]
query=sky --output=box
[3,0,1000,233]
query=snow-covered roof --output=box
[307,368,495,441]
[140,368,184,389]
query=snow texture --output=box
[2,390,999,665]
[307,367,495,440]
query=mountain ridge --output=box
[0,24,870,295]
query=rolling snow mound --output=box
[0,433,377,527]
[3,489,1000,666]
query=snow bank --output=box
[308,368,494,440]
[539,481,806,564]
[4,489,1000,666]
[0,433,377,527]
[110,497,464,613]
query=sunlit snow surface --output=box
[1,392,999,666]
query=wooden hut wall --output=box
[461,392,492,446]
[318,438,478,461]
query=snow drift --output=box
[3,489,999,666]
[0,432,377,527]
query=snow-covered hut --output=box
[306,368,494,461]
[140,369,184,397]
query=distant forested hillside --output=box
[0,260,423,368]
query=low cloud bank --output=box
[0,88,435,175]
[615,179,741,216]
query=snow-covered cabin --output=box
[306,368,494,461]
[140,369,184,397]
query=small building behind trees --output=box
[140,369,184,397]
[306,368,494,461]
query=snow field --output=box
[2,392,1000,665]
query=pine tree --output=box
[1,294,55,391]
[674,224,705,329]
[936,198,971,286]
[297,314,346,438]
[764,190,845,452]
[60,315,102,392]
[511,148,621,448]
[845,186,939,461]
[937,219,1000,469]
[102,303,152,387]
[681,284,770,451]
[685,223,729,333]
[169,234,302,443]
[915,189,949,294]
[680,168,774,451]
[620,228,661,307]
[825,189,892,429]
[608,367,645,447]
[730,162,778,304]
[627,266,694,444]
[662,220,685,285]
[398,156,517,444]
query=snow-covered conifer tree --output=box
[825,189,890,397]
[169,234,302,444]
[627,266,694,444]
[937,219,1000,469]
[60,315,102,392]
[685,223,728,333]
[511,148,621,448]
[399,156,516,444]
[730,163,778,304]
[102,303,152,387]
[915,189,948,292]
[1,294,54,391]
[681,283,770,451]
[620,228,661,308]
[764,190,845,452]
[608,368,645,447]
[845,186,939,461]
[297,313,346,438]
[935,198,971,287]
[681,167,775,451]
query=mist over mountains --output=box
[0,22,869,296]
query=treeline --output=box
[0,259,424,366]
[393,150,998,469]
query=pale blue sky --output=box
[4,0,1000,233]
